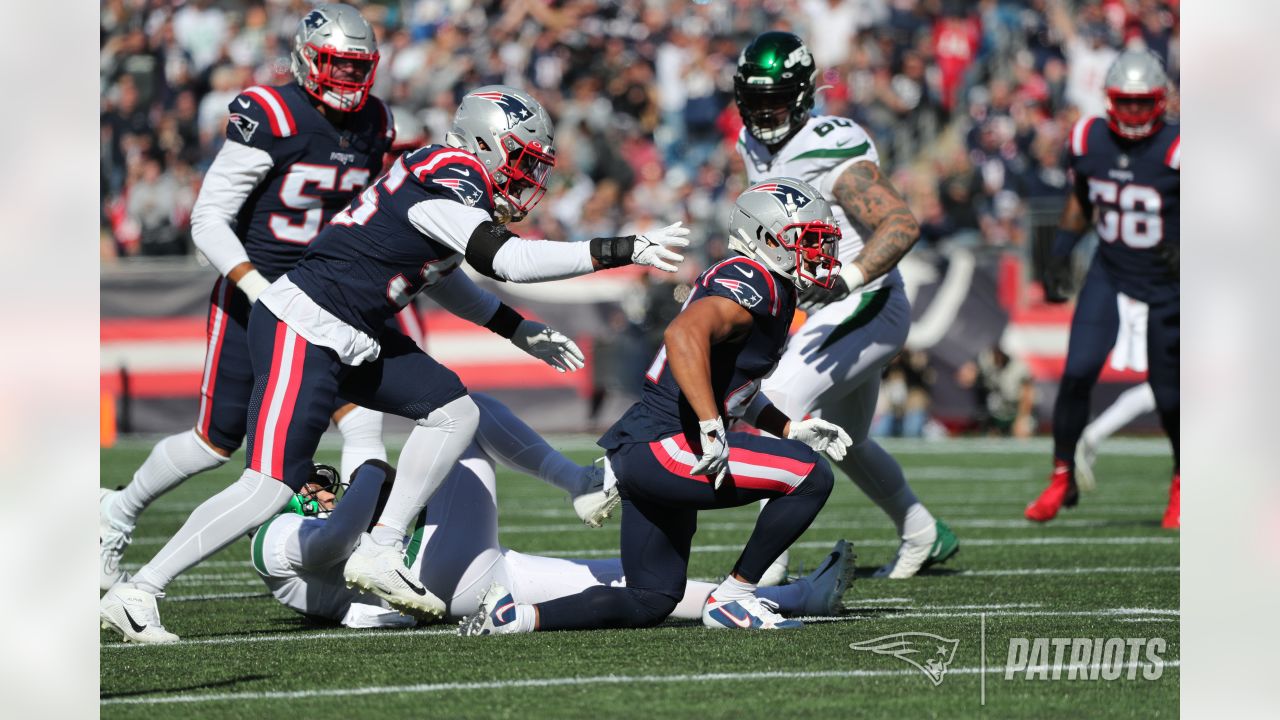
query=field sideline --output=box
[101,437,1179,719]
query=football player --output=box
[732,32,957,580]
[100,4,397,592]
[1026,49,1179,528]
[252,396,854,628]
[100,85,690,643]
[459,178,854,635]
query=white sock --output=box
[835,439,926,537]
[113,430,227,528]
[712,574,757,602]
[508,604,537,633]
[673,580,809,619]
[132,469,292,594]
[901,502,935,540]
[373,396,480,545]
[336,406,387,483]
[1083,383,1157,446]
[472,393,590,496]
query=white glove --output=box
[787,417,853,461]
[689,417,730,489]
[510,320,586,373]
[632,222,691,273]
[236,269,271,304]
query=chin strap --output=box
[728,228,797,286]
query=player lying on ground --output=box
[100,84,690,644]
[1027,48,1179,528]
[253,396,854,627]
[100,3,399,591]
[1072,293,1157,492]
[732,32,957,580]
[460,177,855,636]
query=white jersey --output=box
[736,115,902,294]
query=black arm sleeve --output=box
[589,235,638,269]
[465,221,517,280]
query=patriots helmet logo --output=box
[849,633,960,686]
[473,91,535,128]
[714,277,764,309]
[435,176,486,207]
[302,10,329,32]
[748,181,813,212]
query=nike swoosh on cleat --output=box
[814,551,840,578]
[719,606,754,628]
[394,570,428,596]
[122,607,147,633]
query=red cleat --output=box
[1161,473,1180,529]
[1025,461,1078,523]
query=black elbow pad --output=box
[465,221,516,280]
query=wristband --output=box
[840,263,866,293]
[483,303,524,339]
[236,269,270,304]
[589,235,637,269]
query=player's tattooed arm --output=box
[831,161,921,283]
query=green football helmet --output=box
[734,32,817,147]
[285,463,345,518]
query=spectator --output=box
[956,344,1037,438]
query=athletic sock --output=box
[901,502,935,540]
[336,406,387,484]
[131,469,291,594]
[506,604,537,633]
[835,439,923,537]
[1083,383,1157,447]
[113,430,227,528]
[369,525,405,547]
[712,574,757,602]
[374,396,480,540]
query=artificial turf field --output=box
[100,436,1179,719]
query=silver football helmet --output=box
[445,85,556,223]
[291,4,379,112]
[727,178,841,290]
[390,105,426,152]
[1103,49,1169,139]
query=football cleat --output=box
[799,539,857,615]
[343,533,445,620]
[758,549,789,587]
[99,583,178,644]
[458,583,524,636]
[1025,462,1079,522]
[99,488,133,591]
[1074,436,1099,492]
[572,458,621,528]
[1161,473,1180,530]
[874,519,960,579]
[703,593,802,630]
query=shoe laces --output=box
[739,595,785,622]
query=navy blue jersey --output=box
[599,256,796,449]
[289,145,497,336]
[1069,117,1180,304]
[227,83,395,280]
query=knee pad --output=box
[416,395,481,434]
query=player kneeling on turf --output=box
[460,178,854,635]
[252,394,856,627]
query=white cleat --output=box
[572,456,621,528]
[703,594,802,630]
[758,548,789,587]
[1074,436,1098,492]
[798,539,857,615]
[99,583,178,644]
[458,583,524,637]
[343,533,446,620]
[99,488,133,591]
[874,519,959,579]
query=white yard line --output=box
[100,660,1180,706]
[102,626,457,650]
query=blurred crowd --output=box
[100,0,1178,433]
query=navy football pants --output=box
[1053,260,1180,468]
[535,431,834,630]
[243,304,467,490]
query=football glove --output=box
[798,275,852,313]
[631,222,691,273]
[1041,255,1072,304]
[787,418,853,461]
[689,417,730,489]
[510,320,586,373]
